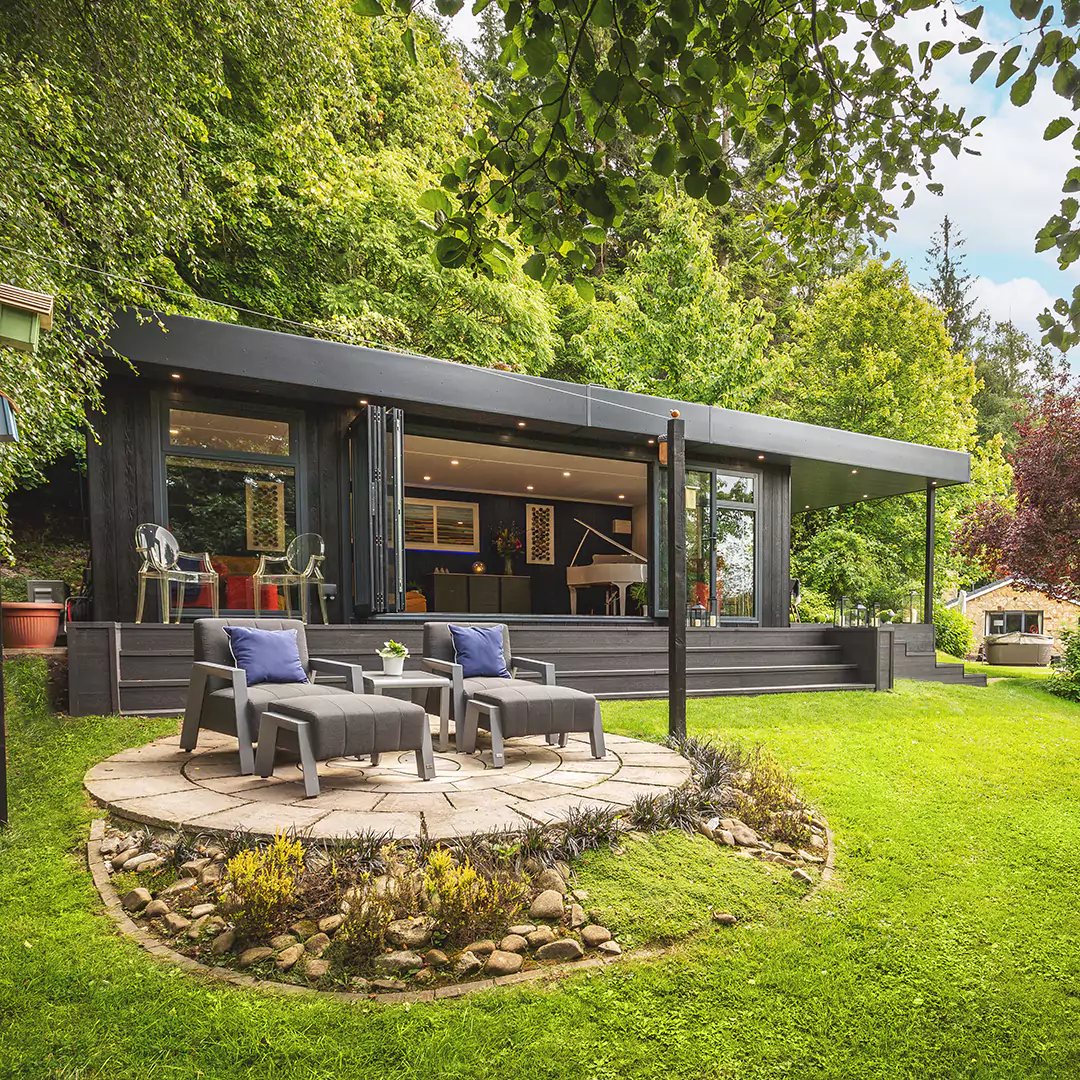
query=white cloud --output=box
[970,275,1056,340]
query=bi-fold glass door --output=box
[349,405,405,617]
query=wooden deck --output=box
[63,619,983,718]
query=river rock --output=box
[485,950,523,977]
[507,924,536,936]
[144,899,170,918]
[191,903,216,919]
[581,925,612,948]
[527,926,557,949]
[211,929,236,954]
[111,847,141,869]
[717,830,736,847]
[124,852,160,871]
[773,842,797,856]
[99,836,123,857]
[454,951,483,976]
[792,868,813,885]
[238,946,272,968]
[712,912,738,926]
[121,887,152,912]
[424,948,449,968]
[387,916,434,950]
[290,919,318,939]
[809,833,826,850]
[162,912,191,934]
[200,862,223,885]
[728,823,759,847]
[161,877,198,897]
[797,850,825,864]
[304,932,331,957]
[461,939,496,958]
[269,934,297,950]
[181,857,211,874]
[536,939,584,962]
[371,978,406,991]
[275,944,304,971]
[374,950,423,975]
[529,889,565,920]
[303,958,331,980]
[534,867,567,895]
[318,914,345,934]
[555,860,572,880]
[569,904,585,928]
[598,940,622,956]
[498,934,528,954]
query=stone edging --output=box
[801,826,837,903]
[86,819,660,1005]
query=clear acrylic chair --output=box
[252,532,328,624]
[134,523,219,624]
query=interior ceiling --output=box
[405,435,648,505]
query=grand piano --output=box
[565,519,647,616]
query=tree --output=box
[923,216,978,355]
[775,261,977,450]
[563,197,777,408]
[957,379,1080,596]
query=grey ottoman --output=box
[255,694,434,797]
[460,683,605,767]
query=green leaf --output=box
[957,6,984,28]
[435,0,464,14]
[403,27,417,64]
[684,172,708,198]
[352,0,385,14]
[522,252,547,280]
[930,41,955,61]
[652,142,676,177]
[573,277,595,301]
[418,189,452,214]
[706,178,731,206]
[435,235,470,268]
[522,37,556,77]
[1011,72,1036,105]
[582,225,607,243]
[927,182,944,195]
[970,50,996,82]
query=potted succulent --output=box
[375,639,409,677]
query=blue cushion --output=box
[449,624,511,679]
[223,626,308,685]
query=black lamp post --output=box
[0,390,19,827]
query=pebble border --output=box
[86,818,661,1005]
[801,826,836,902]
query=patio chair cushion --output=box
[269,694,428,760]
[463,675,522,699]
[449,624,511,679]
[202,681,351,740]
[194,618,310,672]
[423,621,511,666]
[471,683,597,739]
[224,625,307,685]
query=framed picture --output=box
[525,503,555,564]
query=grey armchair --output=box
[421,622,554,725]
[180,618,363,774]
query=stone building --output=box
[946,578,1080,656]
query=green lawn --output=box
[3,655,1080,1079]
[937,650,1055,680]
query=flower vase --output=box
[503,555,514,576]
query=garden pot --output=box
[380,654,406,677]
[2,602,64,648]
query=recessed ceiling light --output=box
[851,469,858,474]
[805,504,810,509]
[931,481,938,486]
[423,475,432,481]
[647,438,655,445]
[526,485,534,491]
[517,421,526,428]
[863,494,869,499]
[169,428,180,436]
[450,459,459,465]
[360,399,368,405]
[617,494,625,499]
[170,372,181,380]
[757,454,765,460]
[563,471,571,477]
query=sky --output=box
[446,2,1080,360]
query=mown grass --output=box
[3,655,1080,1079]
[937,650,1055,680]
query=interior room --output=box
[402,435,649,617]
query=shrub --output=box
[729,746,810,846]
[934,603,974,658]
[224,831,305,939]
[1048,628,1080,702]
[424,847,528,944]
[329,873,395,966]
[552,804,626,860]
[795,587,834,624]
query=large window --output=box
[986,610,1043,635]
[160,404,301,612]
[659,466,757,621]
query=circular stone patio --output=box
[84,727,692,840]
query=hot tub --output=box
[984,632,1054,667]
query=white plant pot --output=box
[380,654,406,677]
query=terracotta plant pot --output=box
[2,602,64,649]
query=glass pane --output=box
[987,613,1005,636]
[166,456,296,610]
[715,508,755,618]
[1025,612,1043,633]
[404,500,435,546]
[168,409,290,456]
[1004,613,1023,633]
[686,471,712,611]
[715,472,755,503]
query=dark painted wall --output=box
[404,486,637,615]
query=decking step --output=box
[594,682,877,699]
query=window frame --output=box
[985,609,1044,636]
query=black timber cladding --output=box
[104,310,971,511]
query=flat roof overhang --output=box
[104,310,970,511]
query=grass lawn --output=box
[3,656,1080,1079]
[937,650,1055,680]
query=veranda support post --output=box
[924,482,936,627]
[667,413,687,740]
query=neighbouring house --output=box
[65,310,985,715]
[946,579,1080,657]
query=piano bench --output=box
[458,684,605,768]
